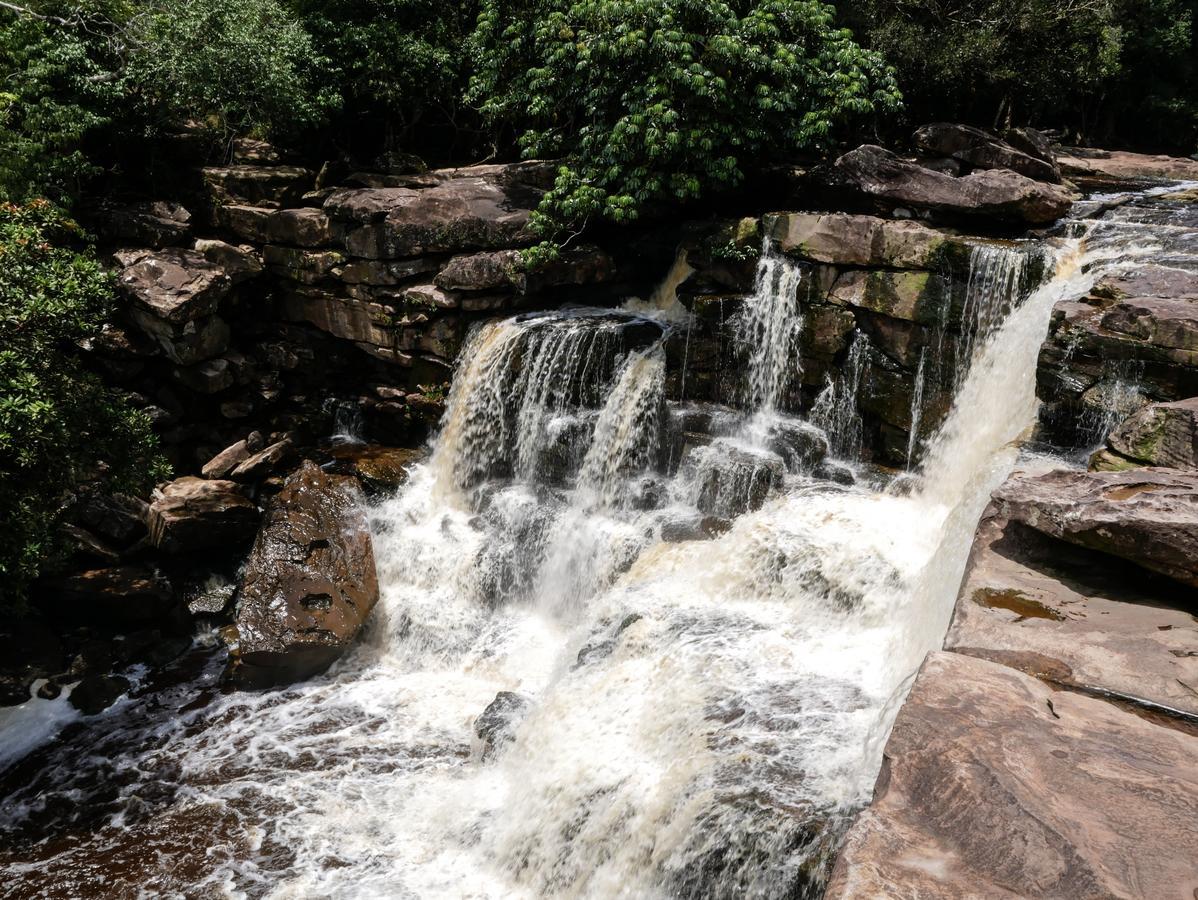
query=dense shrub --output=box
[469,0,901,255]
[842,0,1198,153]
[0,201,167,608]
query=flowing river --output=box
[0,190,1182,898]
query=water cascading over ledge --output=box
[0,201,1153,898]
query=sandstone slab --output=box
[992,467,1198,587]
[1108,397,1198,468]
[826,651,1198,899]
[764,212,958,269]
[1058,149,1198,182]
[947,508,1198,715]
[914,122,1060,183]
[116,248,232,325]
[226,461,379,688]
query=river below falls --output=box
[0,193,1177,898]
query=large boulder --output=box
[145,477,259,555]
[116,248,232,325]
[826,651,1198,899]
[1057,148,1198,183]
[225,461,379,688]
[914,122,1061,183]
[991,467,1198,587]
[830,145,1072,226]
[328,173,541,259]
[1107,397,1198,469]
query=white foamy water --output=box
[0,198,1172,899]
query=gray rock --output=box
[474,691,532,759]
[193,239,263,284]
[69,674,131,716]
[764,212,963,269]
[225,462,378,688]
[116,248,232,326]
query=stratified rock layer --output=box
[227,461,378,688]
[826,651,1198,899]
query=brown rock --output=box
[193,239,263,284]
[914,122,1061,183]
[265,207,337,247]
[225,461,379,688]
[1090,265,1198,302]
[1108,397,1198,469]
[764,212,961,268]
[1057,149,1198,182]
[202,439,253,479]
[992,467,1198,587]
[116,248,232,325]
[146,477,259,554]
[229,438,294,482]
[826,651,1198,899]
[831,145,1072,225]
[947,508,1198,715]
[435,250,520,291]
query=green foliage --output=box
[123,0,338,140]
[0,200,167,608]
[842,0,1198,152]
[0,5,120,202]
[287,0,476,143]
[469,0,900,253]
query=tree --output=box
[286,0,478,158]
[0,201,167,608]
[469,0,901,255]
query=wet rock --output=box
[1107,397,1198,469]
[826,651,1198,899]
[992,467,1198,587]
[947,507,1198,715]
[226,461,379,688]
[764,419,830,472]
[97,200,192,248]
[0,619,65,706]
[68,674,131,716]
[914,122,1061,183]
[683,441,785,518]
[146,477,259,555]
[575,613,644,667]
[830,145,1072,226]
[474,691,532,759]
[201,165,314,207]
[333,445,426,492]
[764,212,958,269]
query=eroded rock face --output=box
[826,651,1198,899]
[831,145,1072,225]
[914,122,1061,183]
[145,477,259,555]
[1107,397,1198,468]
[226,461,379,688]
[992,468,1198,587]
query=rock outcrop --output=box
[1057,148,1198,183]
[830,145,1072,226]
[225,461,378,688]
[145,477,260,555]
[826,651,1198,899]
[991,468,1198,587]
[1105,397,1198,468]
[914,122,1061,183]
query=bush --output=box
[122,0,338,141]
[469,0,900,255]
[0,201,167,608]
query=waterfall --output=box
[5,201,1172,900]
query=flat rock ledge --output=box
[224,460,379,688]
[826,651,1198,899]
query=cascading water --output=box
[0,196,1171,900]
